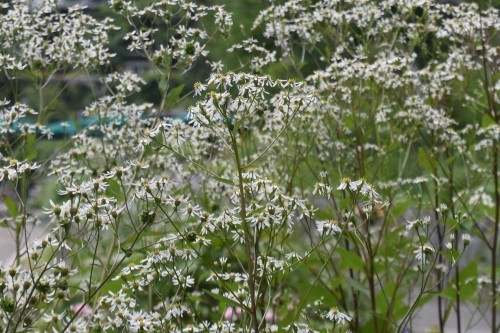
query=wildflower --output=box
[224,307,242,321]
[171,273,195,288]
[414,243,435,261]
[66,317,88,333]
[405,219,420,230]
[349,179,363,192]
[250,215,271,230]
[72,302,93,317]
[165,303,189,320]
[45,200,62,217]
[337,178,350,190]
[207,60,224,72]
[462,234,472,246]
[316,220,342,236]
[323,307,352,325]
[285,251,303,261]
[360,182,379,199]
[264,309,277,322]
[193,82,206,96]
[43,310,66,324]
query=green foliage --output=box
[0,1,498,333]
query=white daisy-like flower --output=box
[337,177,350,191]
[414,243,435,261]
[316,220,342,236]
[323,306,352,325]
[193,81,207,96]
[462,233,472,246]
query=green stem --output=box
[479,18,498,333]
[491,142,499,333]
[230,132,260,333]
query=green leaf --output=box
[337,247,365,272]
[165,84,185,109]
[324,46,331,62]
[0,218,8,228]
[25,133,37,161]
[417,148,435,172]
[3,195,20,219]
[390,198,411,218]
[231,117,243,134]
[346,277,370,296]
[46,98,59,111]
[482,113,495,127]
[159,77,169,94]
[106,179,124,203]
[204,289,244,309]
[211,174,234,186]
[440,260,478,301]
[445,155,455,167]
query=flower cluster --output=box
[0,0,116,70]
[0,0,498,332]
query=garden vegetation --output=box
[0,0,498,332]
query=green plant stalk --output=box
[434,180,446,333]
[230,131,260,333]
[381,241,415,333]
[344,239,360,331]
[96,77,165,272]
[479,18,498,332]
[157,204,255,316]
[14,173,28,267]
[447,148,462,333]
[7,226,71,332]
[286,233,343,332]
[365,220,379,332]
[60,220,151,332]
[420,130,446,333]
[398,230,442,333]
[453,227,462,333]
[88,227,100,301]
[491,142,499,333]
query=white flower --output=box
[337,177,350,190]
[462,233,472,246]
[193,81,206,96]
[165,303,189,320]
[43,310,66,324]
[323,307,352,325]
[316,220,342,236]
[349,179,363,192]
[414,243,435,261]
[250,214,271,230]
[172,273,195,288]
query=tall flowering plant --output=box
[0,1,498,332]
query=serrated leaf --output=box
[231,117,243,134]
[25,133,37,160]
[418,148,435,172]
[324,46,331,61]
[106,179,124,203]
[204,289,244,309]
[482,113,495,127]
[159,77,169,94]
[0,219,8,228]
[212,174,234,186]
[3,195,20,218]
[337,247,365,272]
[346,277,370,296]
[446,155,455,167]
[165,84,185,109]
[440,260,478,301]
[459,259,478,282]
